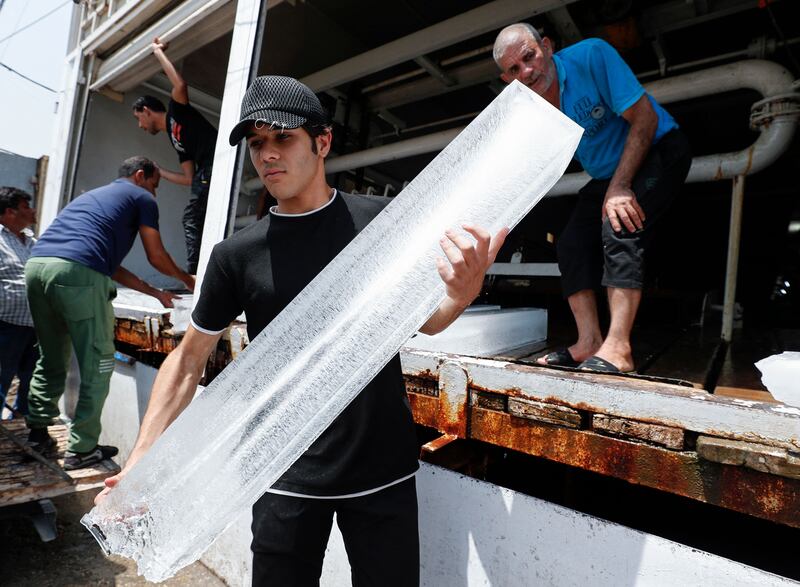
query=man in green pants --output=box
[25,157,194,470]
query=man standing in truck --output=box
[132,38,218,275]
[494,23,691,373]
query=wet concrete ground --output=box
[1,488,226,586]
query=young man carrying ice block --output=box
[98,75,507,586]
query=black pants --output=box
[251,477,419,587]
[556,129,692,297]
[182,169,211,274]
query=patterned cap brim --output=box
[228,109,307,145]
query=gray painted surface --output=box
[0,150,38,194]
[73,88,219,287]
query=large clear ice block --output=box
[81,80,583,582]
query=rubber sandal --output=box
[538,348,580,368]
[578,355,633,374]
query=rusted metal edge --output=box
[469,407,800,528]
[400,349,800,452]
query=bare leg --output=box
[593,287,640,372]
[538,289,602,364]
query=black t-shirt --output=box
[192,192,419,496]
[167,99,218,175]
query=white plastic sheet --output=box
[756,351,800,407]
[81,80,583,581]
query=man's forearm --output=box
[159,166,192,186]
[420,297,469,335]
[112,266,163,298]
[153,47,185,94]
[149,250,193,284]
[609,100,657,191]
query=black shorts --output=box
[251,477,419,587]
[556,129,691,296]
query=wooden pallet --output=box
[0,420,120,508]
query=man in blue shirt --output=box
[25,157,195,470]
[494,23,691,373]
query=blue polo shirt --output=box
[32,179,159,276]
[553,38,678,179]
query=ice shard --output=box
[81,80,583,581]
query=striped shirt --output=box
[0,224,35,327]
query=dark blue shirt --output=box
[32,179,159,276]
[553,38,678,179]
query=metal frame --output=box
[300,0,578,92]
[402,349,800,451]
[194,0,268,294]
[91,0,235,93]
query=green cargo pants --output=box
[25,257,117,453]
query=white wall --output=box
[97,364,799,587]
[73,88,220,287]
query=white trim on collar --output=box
[269,189,338,218]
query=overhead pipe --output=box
[316,60,798,196]
[366,38,800,120]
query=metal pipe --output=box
[323,60,797,196]
[722,175,746,342]
[326,128,462,175]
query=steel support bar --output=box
[300,0,577,92]
[722,175,746,342]
[367,58,499,111]
[413,55,455,87]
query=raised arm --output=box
[94,325,223,503]
[139,225,196,286]
[420,224,508,335]
[152,37,189,105]
[603,94,658,233]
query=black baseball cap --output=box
[228,75,329,146]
